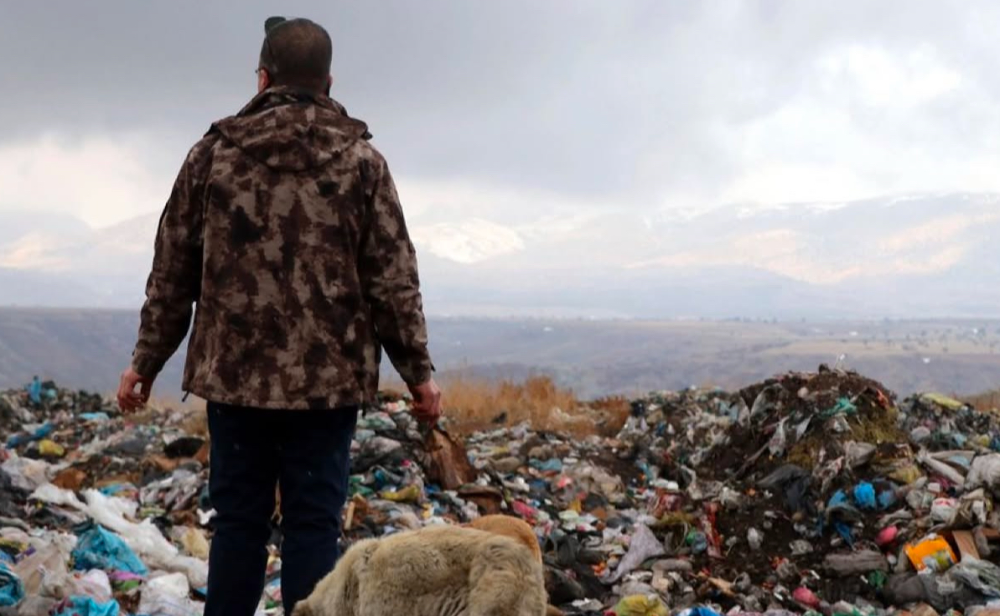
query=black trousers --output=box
[204,401,358,616]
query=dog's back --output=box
[293,525,547,616]
[468,515,542,562]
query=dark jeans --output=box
[205,402,358,616]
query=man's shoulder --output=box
[184,131,224,171]
[347,136,387,167]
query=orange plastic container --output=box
[905,536,957,572]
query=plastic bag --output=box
[0,562,25,607]
[167,556,208,590]
[72,524,147,575]
[73,570,113,603]
[31,483,85,508]
[967,454,1000,491]
[792,587,820,609]
[853,482,876,510]
[951,557,1000,598]
[80,490,208,586]
[845,441,877,469]
[51,596,120,616]
[614,595,670,616]
[40,569,114,604]
[6,423,54,449]
[824,551,888,577]
[138,573,198,616]
[1,456,51,491]
[12,532,77,596]
[604,524,666,583]
[922,393,965,411]
[767,418,788,457]
[38,440,66,458]
[930,498,958,524]
[876,526,898,547]
[917,450,966,487]
[677,608,722,616]
[16,596,58,616]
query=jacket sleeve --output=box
[358,154,434,385]
[131,142,210,380]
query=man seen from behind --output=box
[116,16,441,616]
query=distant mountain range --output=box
[1,192,998,318]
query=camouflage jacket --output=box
[131,86,434,409]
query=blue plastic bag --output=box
[530,458,563,473]
[877,487,897,510]
[0,563,24,607]
[833,520,854,546]
[6,422,54,449]
[853,482,876,510]
[72,524,148,575]
[678,607,723,616]
[828,490,848,507]
[51,596,120,616]
[27,377,42,405]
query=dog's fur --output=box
[291,525,547,616]
[466,516,564,616]
[467,514,542,562]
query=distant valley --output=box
[0,309,996,401]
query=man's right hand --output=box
[117,367,153,414]
[408,378,442,425]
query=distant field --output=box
[0,308,996,400]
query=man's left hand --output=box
[117,367,153,414]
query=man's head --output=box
[257,16,333,95]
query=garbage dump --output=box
[0,368,999,616]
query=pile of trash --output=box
[1,367,1000,616]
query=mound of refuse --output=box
[0,369,999,616]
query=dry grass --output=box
[964,390,1000,411]
[151,377,630,440]
[179,403,209,437]
[385,375,630,437]
[132,395,208,437]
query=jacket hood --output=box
[211,86,371,172]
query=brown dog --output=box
[291,524,547,616]
[467,515,564,616]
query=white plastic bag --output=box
[81,490,208,588]
[30,483,84,508]
[12,531,76,596]
[138,572,201,616]
[967,454,1000,491]
[1,456,51,491]
[602,524,665,583]
[917,450,966,486]
[767,418,788,457]
[930,497,959,524]
[72,570,113,603]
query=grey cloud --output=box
[2,1,1000,211]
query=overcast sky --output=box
[3,0,1000,229]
